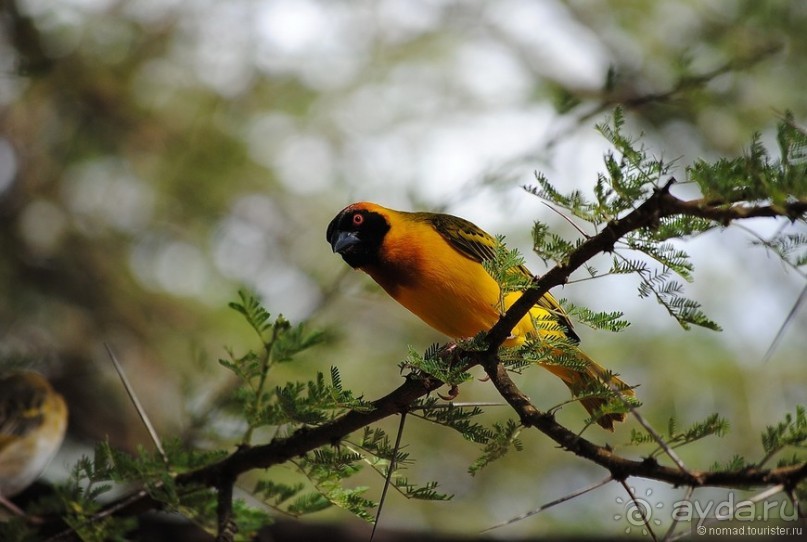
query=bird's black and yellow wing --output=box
[422,212,580,342]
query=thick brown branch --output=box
[179,373,445,487]
[661,195,807,224]
[482,358,807,488]
[95,372,447,522]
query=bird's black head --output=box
[326,203,391,269]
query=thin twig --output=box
[731,222,807,364]
[482,475,613,532]
[543,42,783,147]
[628,407,692,476]
[599,364,693,477]
[762,282,807,364]
[786,487,802,522]
[370,412,408,542]
[733,223,807,278]
[662,485,695,542]
[620,479,658,542]
[44,488,151,541]
[667,484,788,542]
[540,200,591,238]
[739,484,786,509]
[0,495,25,517]
[702,484,783,531]
[104,343,168,464]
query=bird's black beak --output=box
[330,230,361,254]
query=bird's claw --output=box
[438,384,459,401]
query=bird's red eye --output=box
[352,213,364,226]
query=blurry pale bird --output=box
[0,371,68,515]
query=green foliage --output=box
[602,230,719,330]
[283,438,451,522]
[410,397,494,444]
[222,295,450,525]
[525,110,805,332]
[710,454,748,472]
[175,491,270,541]
[227,501,275,540]
[525,108,666,226]
[628,413,730,458]
[528,176,595,221]
[0,519,38,542]
[482,234,535,311]
[392,478,449,501]
[400,344,473,386]
[689,117,807,204]
[624,239,694,281]
[517,334,589,373]
[19,291,389,539]
[628,261,721,331]
[350,426,451,502]
[672,406,807,473]
[511,326,641,431]
[469,419,523,475]
[531,219,585,266]
[253,479,306,508]
[759,406,807,467]
[220,290,333,442]
[579,381,641,430]
[50,438,217,542]
[596,115,719,331]
[48,437,233,540]
[274,371,370,425]
[228,290,274,342]
[281,491,330,516]
[650,215,715,241]
[356,426,412,465]
[750,232,807,269]
[291,448,371,521]
[560,301,630,332]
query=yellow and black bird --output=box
[0,371,68,515]
[327,201,634,429]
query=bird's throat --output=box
[362,260,417,299]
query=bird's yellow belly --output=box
[388,266,545,346]
[395,281,498,339]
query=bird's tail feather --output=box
[541,350,635,431]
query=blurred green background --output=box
[1,0,805,538]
